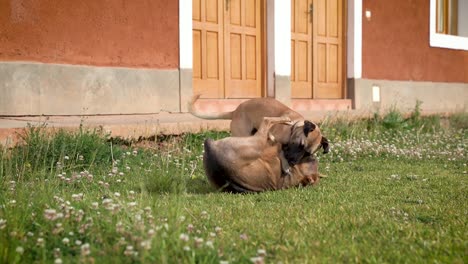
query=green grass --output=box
[0,111,467,263]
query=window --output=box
[430,0,468,51]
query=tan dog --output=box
[203,117,323,193]
[190,95,329,173]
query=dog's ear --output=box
[303,121,316,137]
[321,137,330,154]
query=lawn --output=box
[0,110,466,263]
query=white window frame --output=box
[429,0,468,51]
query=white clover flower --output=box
[81,243,91,256]
[141,240,151,250]
[183,246,191,251]
[53,248,61,258]
[44,209,59,221]
[135,214,142,221]
[16,246,24,254]
[257,249,267,257]
[62,237,70,244]
[250,257,264,264]
[75,240,82,246]
[102,199,113,206]
[187,224,194,233]
[205,240,214,248]
[37,237,45,247]
[194,237,204,248]
[54,258,63,264]
[179,233,189,242]
[116,222,124,233]
[0,219,7,229]
[71,193,84,201]
[124,245,135,256]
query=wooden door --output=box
[193,0,263,99]
[291,0,344,99]
[291,0,313,98]
[193,0,224,98]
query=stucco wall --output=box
[362,0,468,83]
[0,0,179,69]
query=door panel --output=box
[291,0,313,98]
[291,0,344,99]
[225,0,262,98]
[193,0,263,99]
[314,0,343,98]
[192,0,224,98]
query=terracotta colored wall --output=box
[0,0,179,69]
[362,0,468,83]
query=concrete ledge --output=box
[351,78,468,113]
[1,107,460,147]
[0,113,231,147]
[0,109,380,146]
[0,62,180,115]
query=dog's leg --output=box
[256,117,292,137]
[279,150,292,176]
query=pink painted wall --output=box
[362,0,468,83]
[0,0,179,69]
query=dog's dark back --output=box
[203,139,251,193]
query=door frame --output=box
[179,0,363,109]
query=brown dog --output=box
[190,95,329,173]
[203,117,323,193]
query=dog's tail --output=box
[188,94,233,120]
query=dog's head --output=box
[283,120,329,165]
